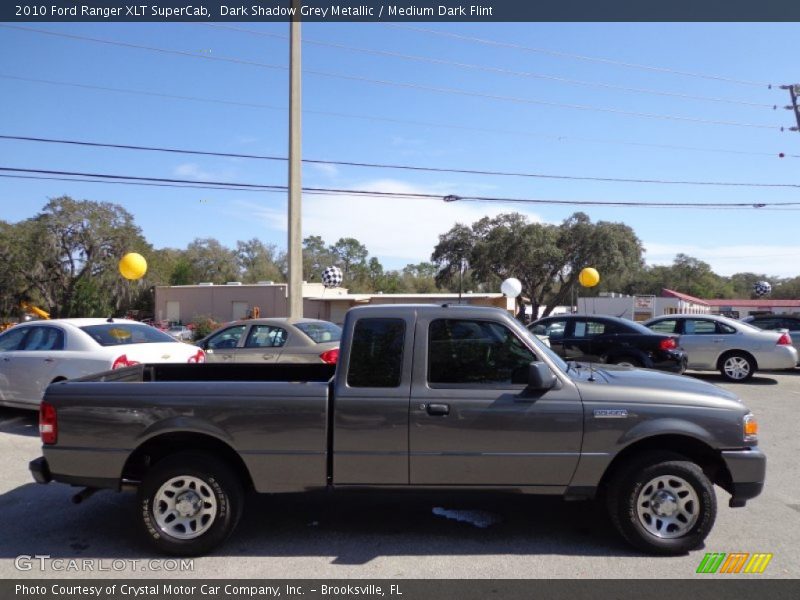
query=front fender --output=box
[618,417,717,447]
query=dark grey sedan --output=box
[196,318,341,364]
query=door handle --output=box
[426,403,450,416]
[44,358,55,363]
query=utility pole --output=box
[781,83,800,132]
[287,0,303,318]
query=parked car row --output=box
[528,312,798,382]
[0,319,205,410]
[0,309,795,411]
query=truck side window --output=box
[347,318,405,388]
[428,319,535,385]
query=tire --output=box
[718,352,755,382]
[606,452,716,555]
[138,452,243,556]
[612,357,642,368]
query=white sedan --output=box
[0,318,205,410]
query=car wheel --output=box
[138,452,243,556]
[613,357,642,368]
[718,352,755,382]
[606,453,716,555]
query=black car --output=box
[529,314,686,373]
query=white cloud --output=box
[173,163,217,181]
[237,179,544,268]
[309,163,339,178]
[644,242,800,278]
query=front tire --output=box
[138,452,243,556]
[719,352,755,382]
[607,453,716,555]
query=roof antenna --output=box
[106,316,114,323]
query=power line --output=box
[5,73,795,158]
[4,134,800,189]
[205,23,775,109]
[3,166,800,210]
[1,25,780,130]
[388,24,773,89]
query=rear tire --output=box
[718,352,755,382]
[606,452,716,555]
[138,452,243,556]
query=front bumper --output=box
[29,456,52,484]
[721,448,766,507]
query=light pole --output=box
[287,1,303,318]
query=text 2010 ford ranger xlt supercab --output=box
[29,304,765,556]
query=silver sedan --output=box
[643,313,798,382]
[196,318,341,364]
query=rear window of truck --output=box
[347,318,405,388]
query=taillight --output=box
[777,333,792,346]
[40,401,57,445]
[659,337,678,351]
[187,349,206,363]
[111,354,140,369]
[320,348,339,364]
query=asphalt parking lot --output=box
[0,369,798,580]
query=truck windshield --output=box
[521,327,569,373]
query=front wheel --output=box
[719,352,755,382]
[606,454,716,555]
[138,452,243,556]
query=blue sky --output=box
[2,22,799,279]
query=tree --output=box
[0,197,149,318]
[236,239,285,283]
[302,235,334,282]
[431,212,644,316]
[183,238,239,284]
[329,237,369,281]
[430,223,475,291]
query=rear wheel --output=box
[606,453,716,555]
[138,452,243,556]
[718,352,755,382]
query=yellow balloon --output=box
[579,267,600,288]
[119,252,147,280]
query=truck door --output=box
[331,314,415,485]
[409,317,583,486]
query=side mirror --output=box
[520,362,558,397]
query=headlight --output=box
[743,413,758,444]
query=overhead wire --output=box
[3,167,800,210]
[3,134,800,189]
[387,24,774,89]
[204,23,776,109]
[0,24,781,130]
[4,73,795,158]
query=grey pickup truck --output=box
[29,304,765,556]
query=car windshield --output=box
[81,323,177,346]
[294,321,342,344]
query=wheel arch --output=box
[716,349,758,371]
[122,432,255,492]
[599,434,732,495]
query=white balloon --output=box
[501,277,522,298]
